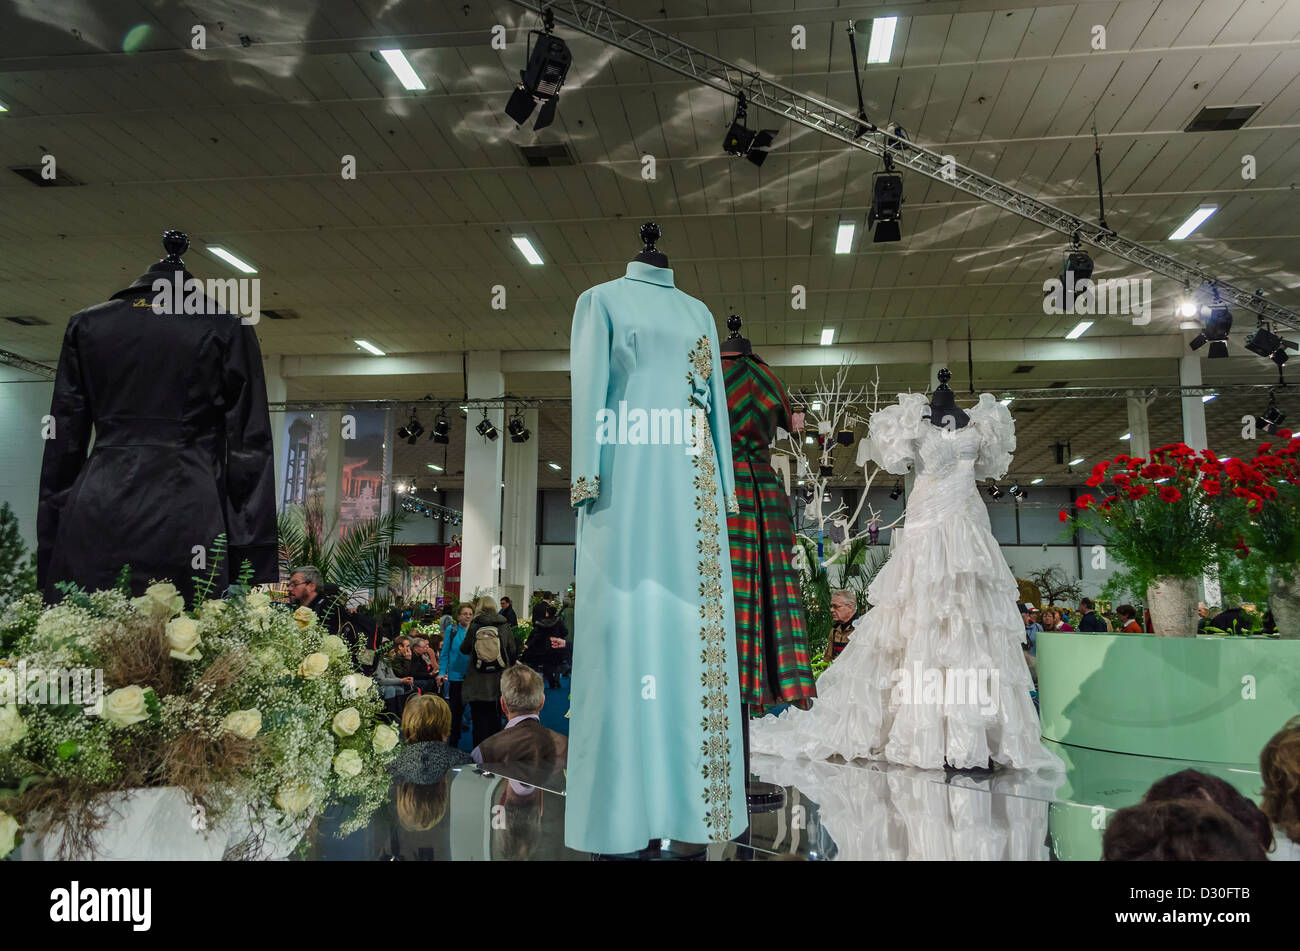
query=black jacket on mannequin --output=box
[37,263,278,604]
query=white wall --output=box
[534,544,575,596]
[0,375,56,550]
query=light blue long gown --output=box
[565,261,747,853]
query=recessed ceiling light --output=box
[548,462,562,470]
[1065,320,1093,340]
[1030,477,1044,485]
[0,101,8,113]
[427,463,443,471]
[804,436,815,444]
[811,400,823,412]
[1000,397,1014,406]
[355,339,385,356]
[1202,393,1217,403]
[1069,457,1084,466]
[1120,432,1132,441]
[379,49,425,90]
[206,246,257,274]
[512,235,544,265]
[1169,205,1217,240]
[820,328,835,346]
[866,16,898,64]
[835,221,855,254]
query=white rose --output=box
[372,724,399,753]
[165,616,203,662]
[292,606,316,630]
[275,781,314,815]
[321,635,348,660]
[332,707,361,737]
[245,591,272,611]
[0,705,27,750]
[221,709,262,740]
[102,686,150,728]
[297,653,329,679]
[199,599,228,618]
[139,582,184,618]
[340,673,374,699]
[0,809,17,860]
[333,749,363,777]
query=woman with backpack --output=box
[459,595,518,748]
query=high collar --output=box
[625,261,674,286]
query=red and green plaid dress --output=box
[723,352,817,710]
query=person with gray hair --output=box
[287,564,344,638]
[825,589,861,663]
[470,664,568,770]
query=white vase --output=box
[21,787,229,860]
[1270,571,1300,640]
[1146,575,1198,637]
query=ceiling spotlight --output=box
[476,412,499,441]
[432,413,450,444]
[987,485,1004,500]
[868,170,903,242]
[508,415,531,443]
[503,12,571,131]
[397,413,424,445]
[1009,484,1027,501]
[1257,392,1287,435]
[1179,299,1198,319]
[889,482,902,501]
[1188,287,1232,358]
[722,93,777,167]
[1245,320,1298,368]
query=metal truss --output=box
[507,0,1300,329]
[0,348,55,379]
[787,382,1282,403]
[397,493,463,522]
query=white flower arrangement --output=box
[0,573,398,859]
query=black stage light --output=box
[1189,291,1232,358]
[868,171,903,242]
[432,413,450,444]
[1245,321,1298,368]
[508,415,531,443]
[1009,484,1027,501]
[504,20,571,131]
[722,93,777,168]
[399,414,423,445]
[987,485,1004,500]
[889,483,902,501]
[1063,248,1094,285]
[1256,394,1287,436]
[476,415,499,441]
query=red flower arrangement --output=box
[1217,436,1300,567]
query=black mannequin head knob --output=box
[727,314,743,336]
[161,230,189,264]
[937,367,952,389]
[639,221,661,250]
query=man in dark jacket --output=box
[289,566,344,637]
[499,596,519,626]
[459,597,518,748]
[1077,598,1108,633]
[522,602,568,688]
[472,664,567,770]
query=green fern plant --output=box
[277,502,409,613]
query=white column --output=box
[1179,355,1208,451]
[501,407,539,603]
[262,353,288,507]
[1127,397,1152,460]
[461,351,505,599]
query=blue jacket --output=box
[440,624,470,682]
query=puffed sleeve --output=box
[867,393,927,475]
[970,393,1016,480]
[569,288,610,508]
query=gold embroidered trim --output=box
[687,335,732,840]
[570,475,599,506]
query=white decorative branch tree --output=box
[772,361,906,570]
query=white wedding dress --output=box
[751,392,1063,772]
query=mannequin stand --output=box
[742,705,785,811]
